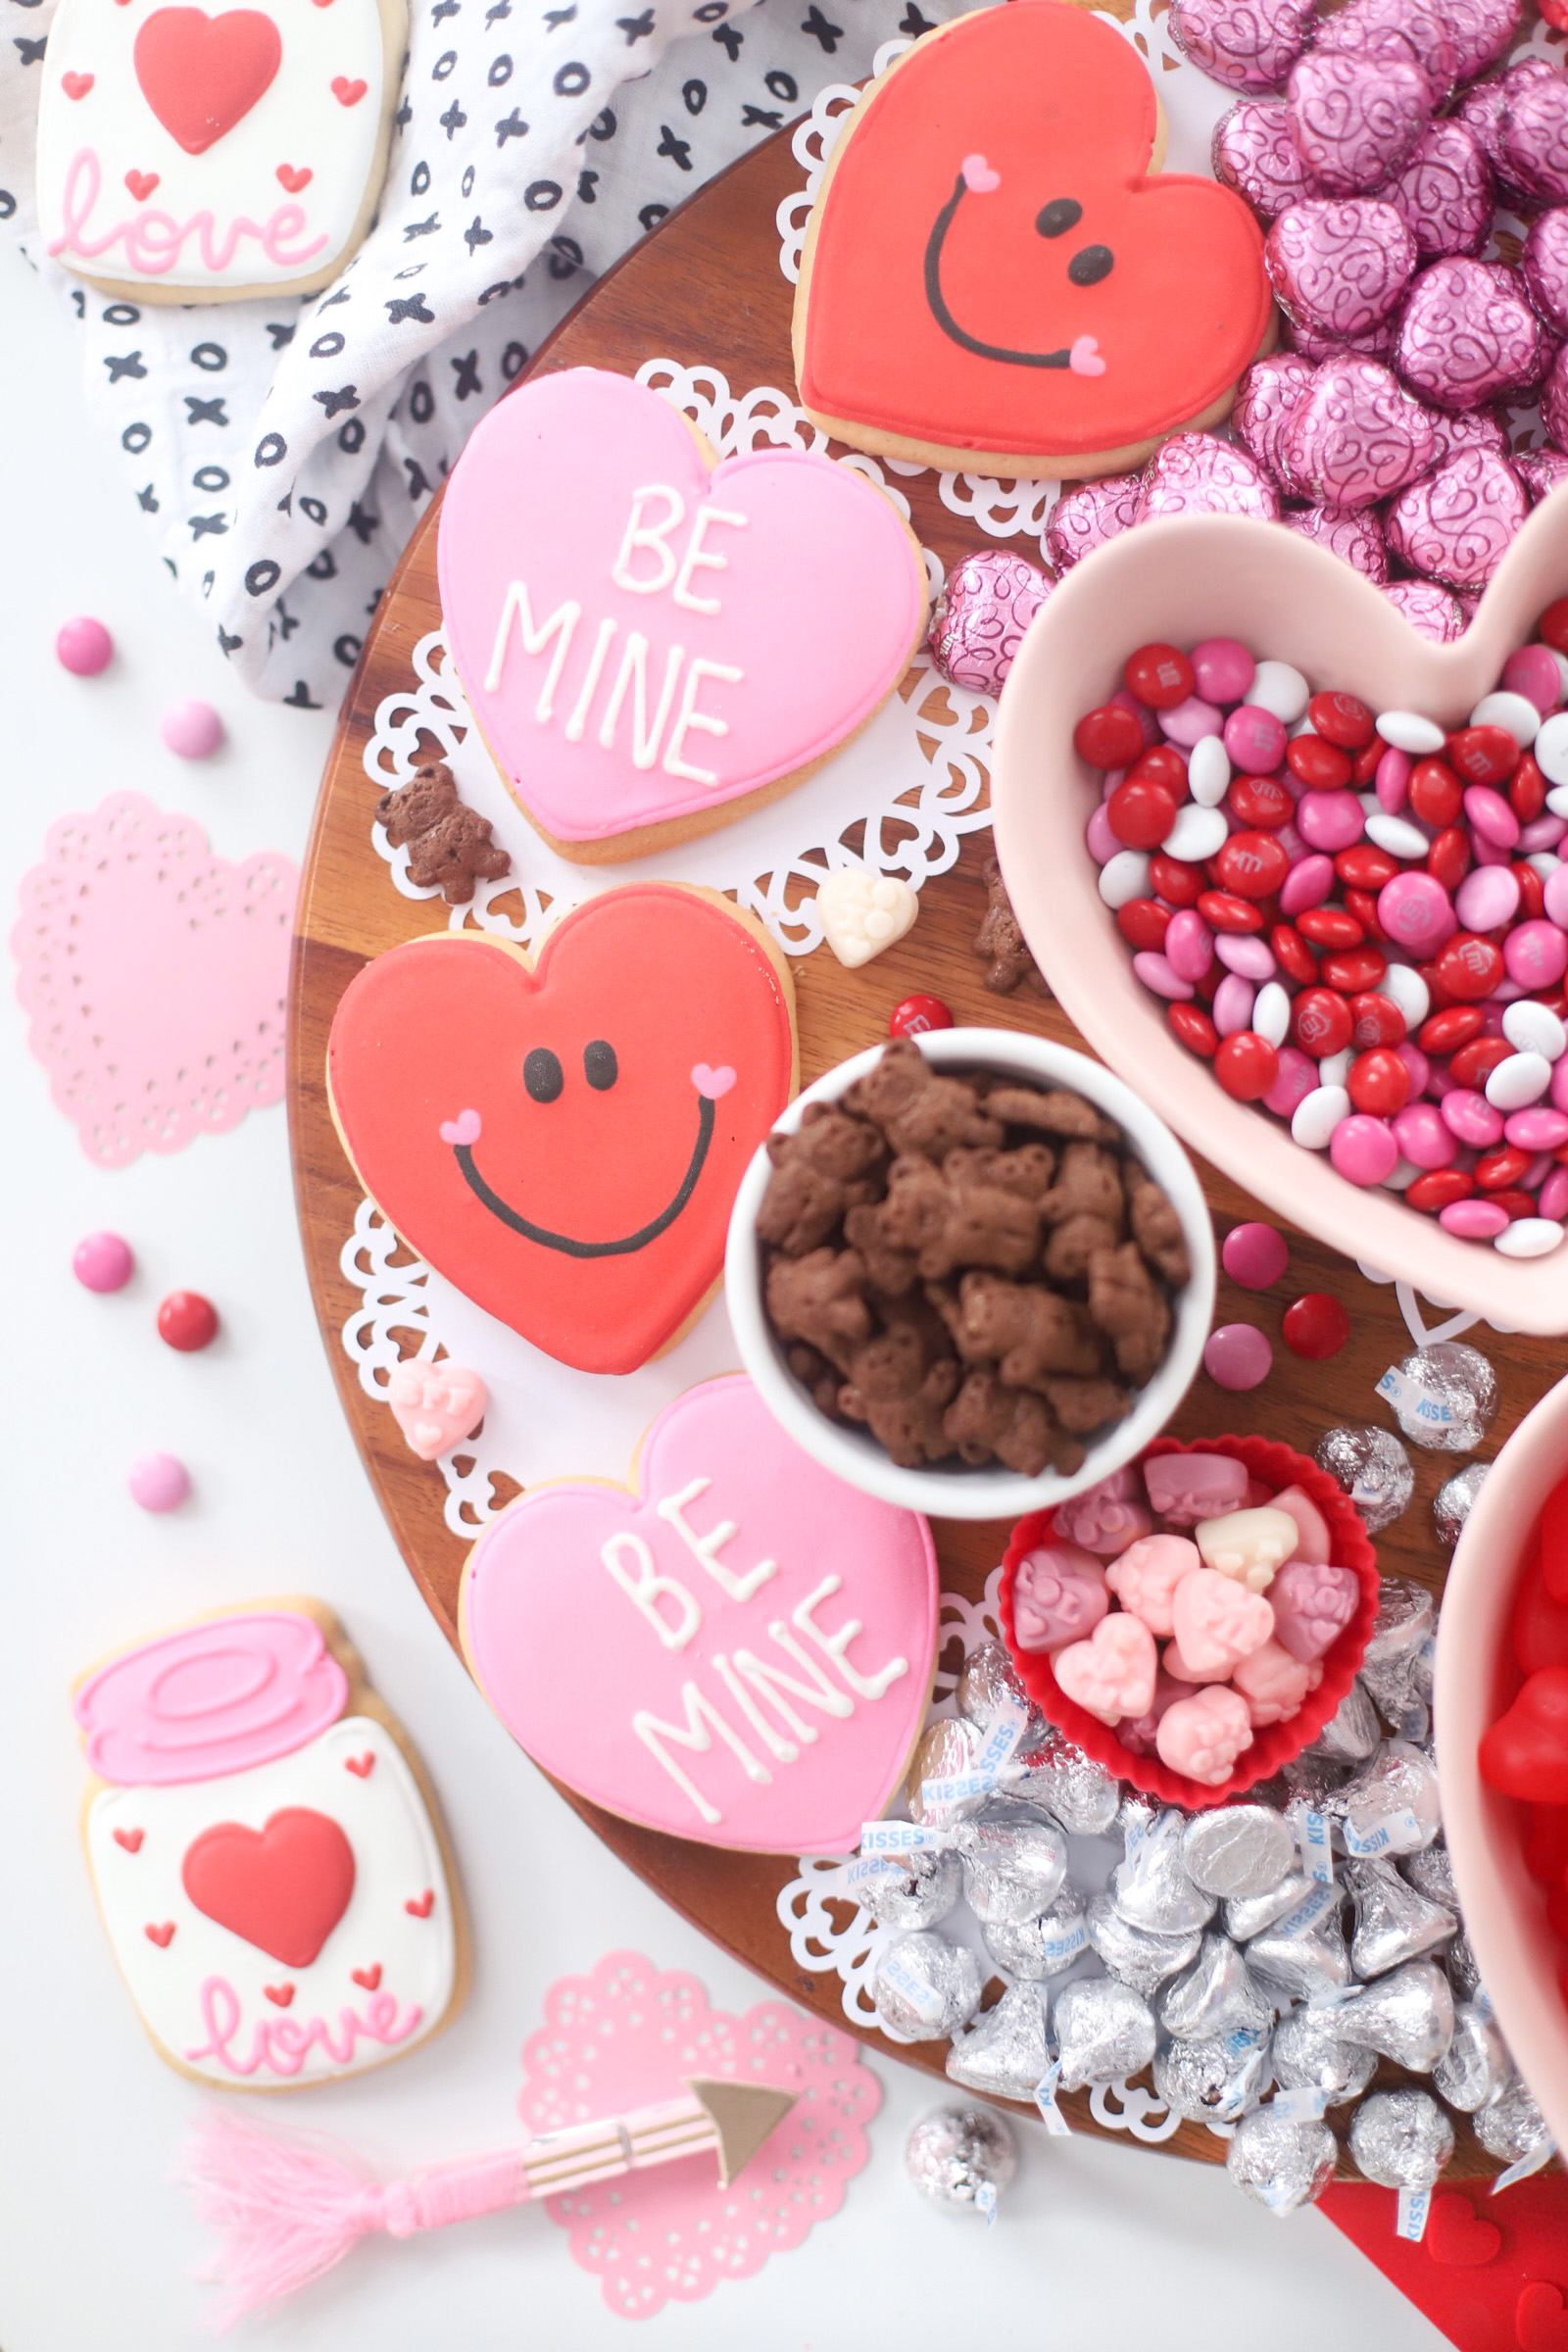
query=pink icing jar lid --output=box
[74,1609,349,1785]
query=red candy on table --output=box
[889,994,954,1038]
[1075,704,1149,768]
[1480,1668,1568,1803]
[157,1290,219,1351]
[1282,1291,1350,1359]
[1123,643,1196,710]
[1214,1030,1279,1100]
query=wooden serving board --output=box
[289,107,1562,2179]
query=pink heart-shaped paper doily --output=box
[461,1374,938,1853]
[992,493,1568,1333]
[11,793,295,1167]
[519,1949,879,2319]
[435,368,927,852]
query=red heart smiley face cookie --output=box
[794,0,1274,477]
[327,886,797,1375]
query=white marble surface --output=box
[0,242,1447,2350]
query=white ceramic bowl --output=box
[1436,1372,1568,2154]
[724,1027,1216,1520]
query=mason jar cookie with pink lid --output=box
[73,1601,466,2086]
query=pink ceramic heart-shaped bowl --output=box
[1436,1373,1568,2153]
[991,496,1568,1333]
[998,1433,1379,1809]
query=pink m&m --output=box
[1440,1200,1510,1239]
[1455,864,1520,930]
[1203,1322,1273,1391]
[1222,1221,1289,1289]
[56,615,114,675]
[1504,920,1568,990]
[1164,908,1215,981]
[1279,854,1336,915]
[74,1231,134,1293]
[1329,1113,1397,1186]
[1442,1088,1504,1147]
[1391,1102,1455,1168]
[162,699,223,760]
[127,1451,190,1512]
[1297,789,1364,853]
[1502,643,1563,713]
[1160,694,1225,747]
[1377,870,1456,951]
[1223,703,1288,772]
[1191,638,1255,705]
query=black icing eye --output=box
[523,1047,564,1103]
[583,1040,618,1092]
[1068,244,1114,286]
[1036,198,1083,239]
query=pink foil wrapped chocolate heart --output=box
[1379,120,1494,262]
[1156,1686,1253,1785]
[929,550,1051,696]
[1045,472,1141,574]
[1396,259,1551,412]
[1010,1541,1109,1651]
[1384,448,1529,592]
[1051,1468,1152,1556]
[1283,503,1390,582]
[1457,57,1556,208]
[1212,98,1321,220]
[1232,1639,1321,1725]
[1285,49,1429,198]
[1142,1450,1250,1528]
[1276,358,1436,509]
[1105,1534,1201,1639]
[1230,351,1315,485]
[1524,209,1568,338]
[1311,0,1457,107]
[1499,68,1568,206]
[1135,433,1280,523]
[1286,316,1397,366]
[1519,447,1568,505]
[1169,1567,1276,1678]
[1268,1557,1362,1661]
[1265,199,1415,338]
[1053,1611,1157,1727]
[1425,404,1509,471]
[1441,0,1522,85]
[1381,578,1465,642]
[1169,0,1314,94]
[1542,344,1568,455]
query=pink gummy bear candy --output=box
[1105,1534,1201,1638]
[1270,1484,1334,1565]
[1011,1542,1109,1651]
[1156,1685,1254,1785]
[1118,1669,1200,1755]
[1232,1638,1322,1727]
[1268,1557,1360,1661]
[1170,1567,1276,1677]
[1051,1467,1153,1556]
[1162,1637,1235,1686]
[1053,1611,1157,1726]
[1142,1451,1249,1527]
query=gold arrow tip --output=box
[684,2076,799,2188]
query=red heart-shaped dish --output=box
[993,494,1568,1331]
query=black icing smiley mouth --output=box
[438,1050,728,1260]
[924,162,1113,372]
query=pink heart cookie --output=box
[387,1360,486,1462]
[1170,1568,1275,1677]
[1010,1542,1108,1651]
[1155,1686,1254,1785]
[461,1374,937,1854]
[1104,1534,1200,1638]
[1268,1558,1360,1661]
[437,368,928,855]
[1141,1450,1249,1528]
[1053,1612,1156,1727]
[1232,1638,1323,1727]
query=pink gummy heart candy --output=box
[1232,1638,1323,1727]
[1156,1686,1255,1785]
[1051,1468,1152,1556]
[1118,1669,1200,1756]
[1011,1542,1109,1651]
[388,1359,487,1461]
[1269,1484,1333,1565]
[1105,1534,1201,1637]
[1163,1637,1236,1687]
[1142,1451,1249,1527]
[1170,1567,1276,1677]
[1268,1557,1360,1661]
[1053,1611,1157,1726]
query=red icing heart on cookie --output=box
[326,887,796,1375]
[331,74,367,104]
[62,71,95,98]
[1518,2282,1568,2352]
[113,1826,145,1851]
[123,170,161,202]
[180,1806,355,1967]
[133,8,282,156]
[797,0,1272,470]
[1426,2191,1501,2268]
[275,164,312,192]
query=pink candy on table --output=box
[1329,1113,1398,1186]
[74,1230,134,1292]
[1268,1483,1333,1565]
[1377,869,1455,953]
[1052,1468,1152,1556]
[56,615,113,675]
[128,1451,190,1512]
[1010,1542,1109,1651]
[1118,1670,1201,1757]
[1204,1322,1274,1391]
[1170,1567,1275,1677]
[1155,1686,1254,1786]
[1506,921,1568,991]
[1233,1640,1322,1727]
[1224,703,1288,770]
[1503,642,1566,714]
[1297,788,1365,853]
[1441,1198,1510,1238]
[162,700,223,760]
[1053,1611,1158,1727]
[1105,1534,1201,1638]
[1391,1102,1457,1170]
[1222,1220,1288,1289]
[1268,1556,1361,1660]
[1142,1450,1250,1526]
[1280,854,1336,915]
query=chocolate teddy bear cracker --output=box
[375,763,511,906]
[760,1040,1190,1476]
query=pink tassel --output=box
[180,2108,391,2328]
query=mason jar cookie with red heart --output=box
[34,0,402,299]
[73,1601,467,2085]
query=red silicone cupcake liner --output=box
[997,1433,1381,1810]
